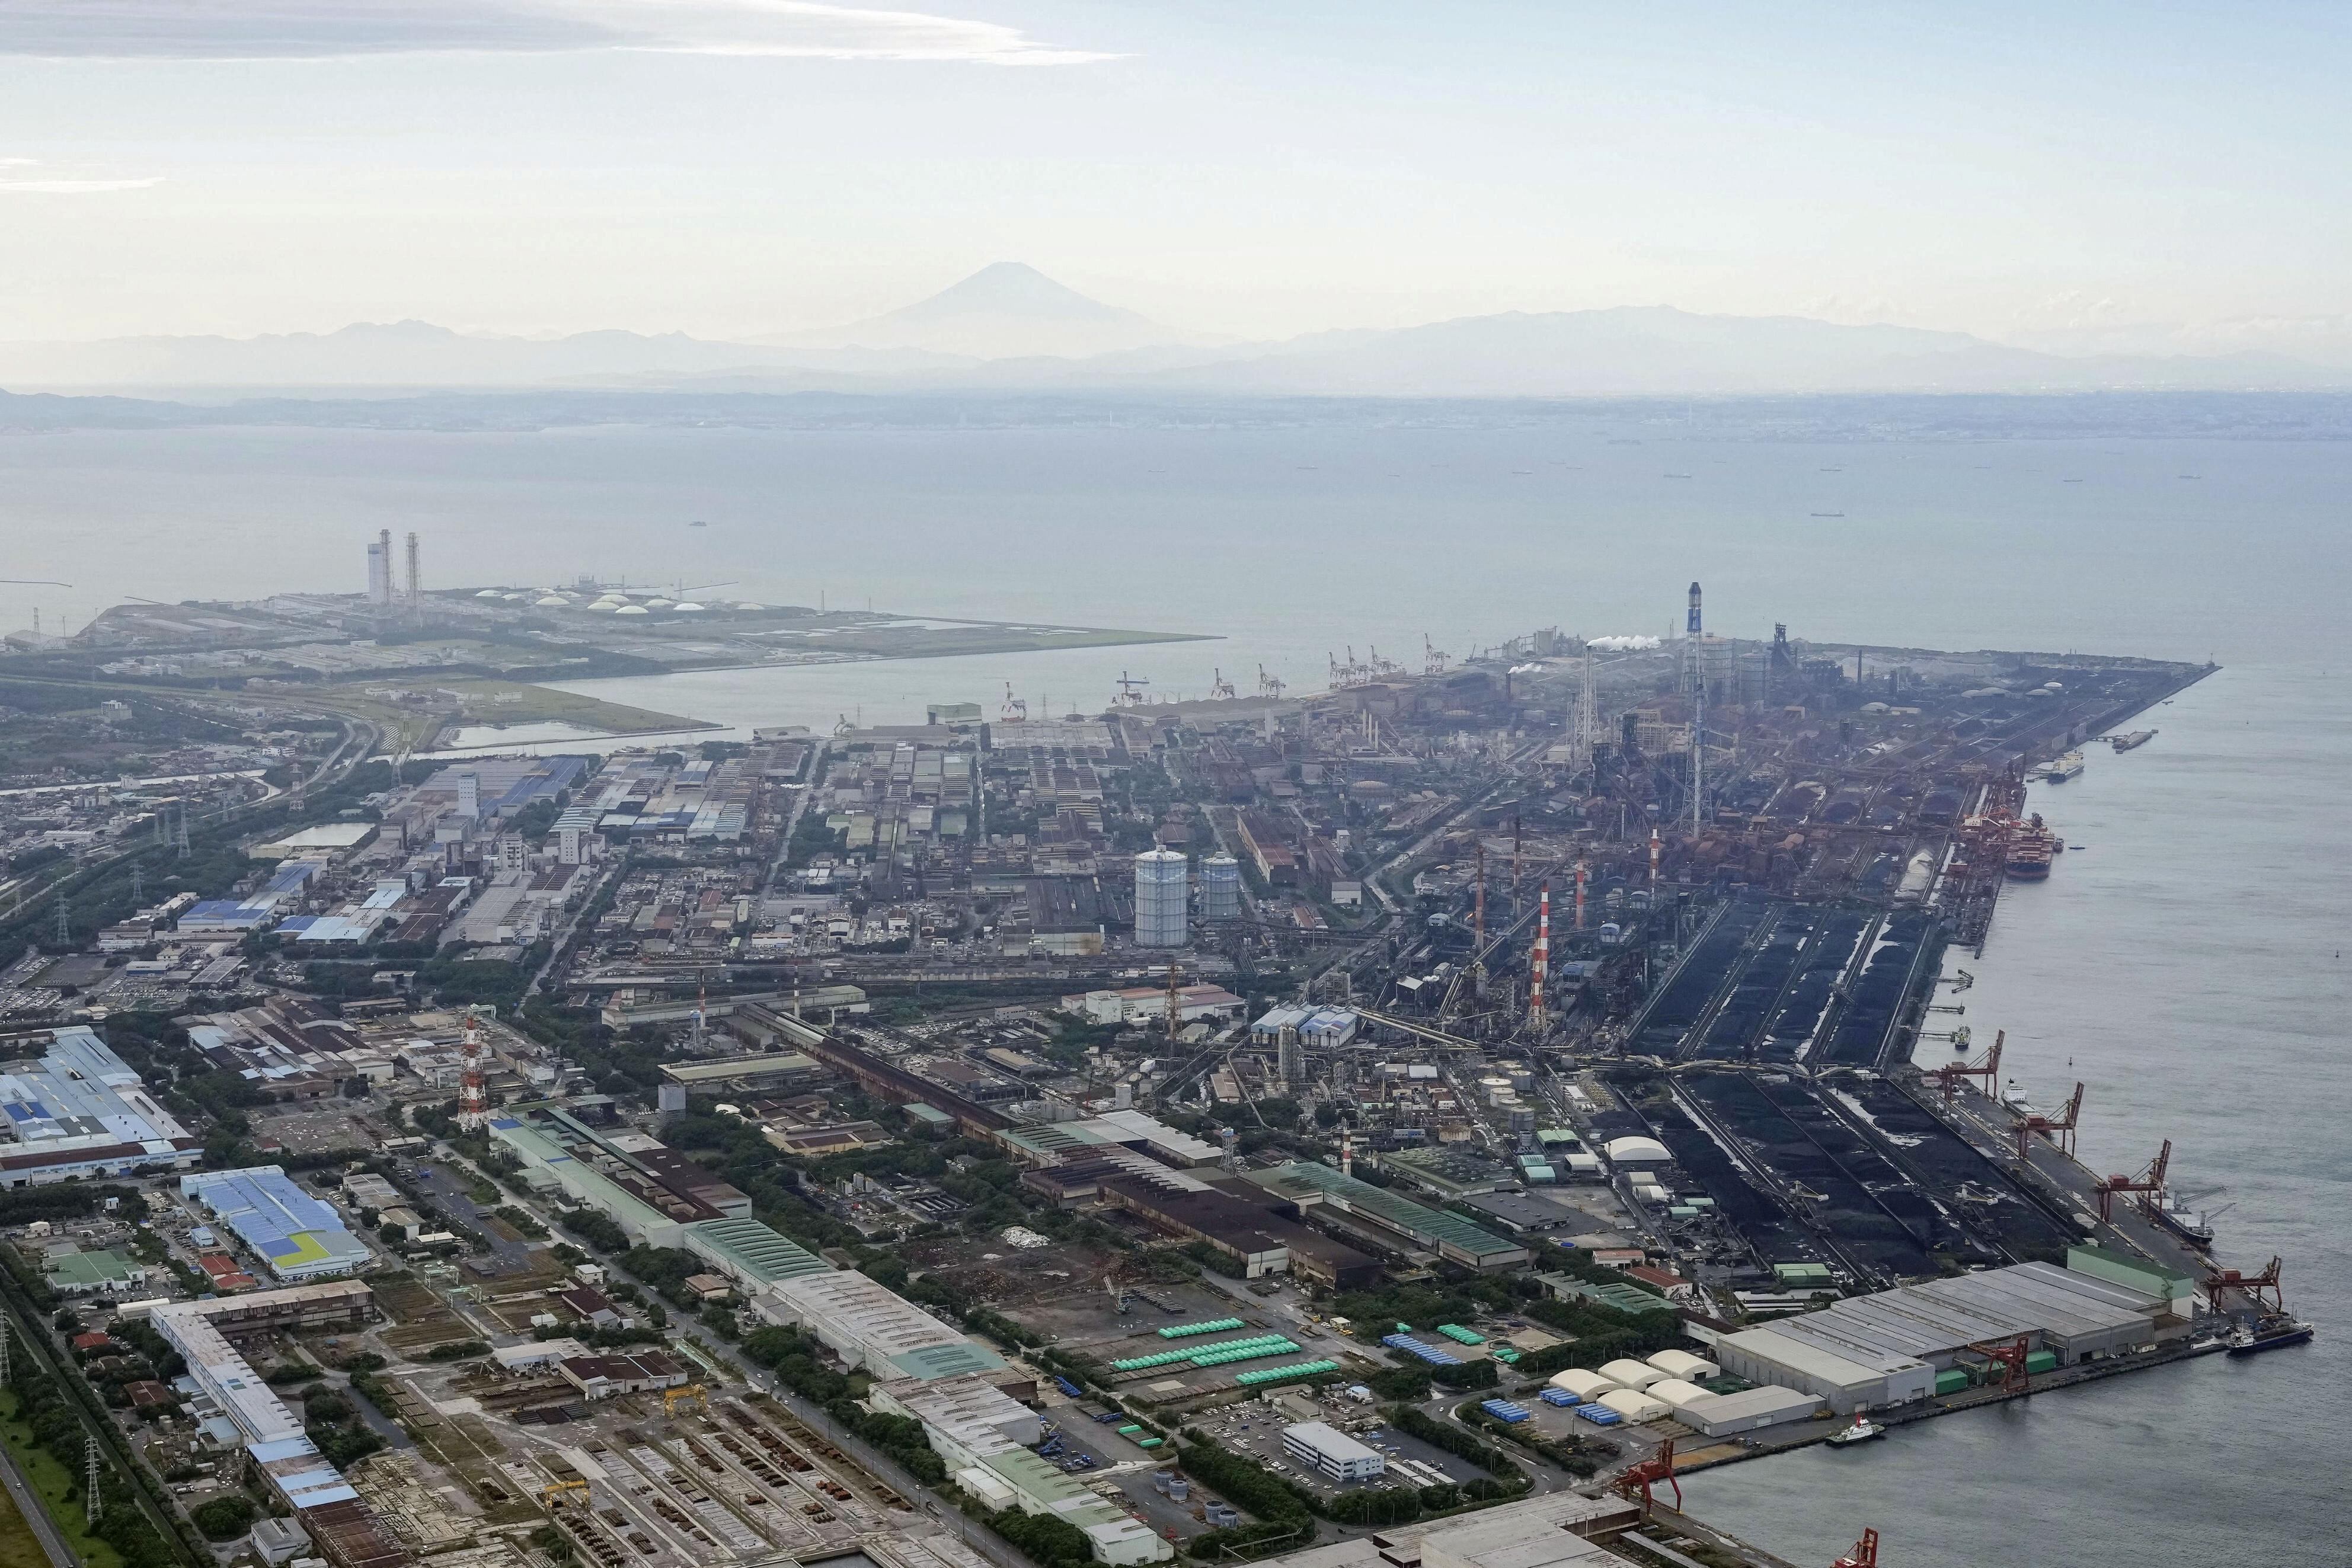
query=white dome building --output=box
[1604,1136,1673,1167]
[615,604,650,616]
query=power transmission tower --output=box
[0,1317,12,1384]
[129,863,144,905]
[54,892,71,948]
[85,1435,102,1527]
[174,800,190,857]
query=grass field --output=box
[0,1389,125,1568]
[313,678,713,752]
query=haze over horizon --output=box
[3,2,2350,364]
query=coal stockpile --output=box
[1762,913,1868,1062]
[1817,912,1931,1067]
[1696,908,1816,1058]
[1840,1078,2076,1262]
[1683,1070,1935,1279]
[1753,1073,1989,1267]
[1644,1093,1820,1263]
[1628,898,1769,1055]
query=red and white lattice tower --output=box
[457,1009,490,1131]
[1527,881,1552,1027]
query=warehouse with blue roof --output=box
[180,1167,372,1280]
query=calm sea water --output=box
[3,415,2348,1561]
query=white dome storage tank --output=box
[1597,1358,1668,1391]
[1647,1349,1721,1381]
[1549,1368,1619,1401]
[1605,1136,1672,1166]
[1644,1378,1717,1412]
[1596,1387,1670,1423]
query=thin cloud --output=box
[0,1,1118,64]
[0,177,165,191]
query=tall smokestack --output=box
[1687,581,1702,639]
[404,531,421,609]
[1528,881,1552,1026]
[1575,859,1589,930]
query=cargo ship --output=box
[2108,729,2156,751]
[2229,1315,2315,1356]
[2033,750,2086,782]
[2006,826,2056,880]
[1824,1415,1886,1446]
[2148,1192,2217,1249]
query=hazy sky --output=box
[2,2,2348,350]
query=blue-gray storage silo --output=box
[1135,849,1190,947]
[1200,855,1242,921]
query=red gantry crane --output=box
[2203,1256,2287,1317]
[2095,1139,2171,1223]
[2014,1080,2083,1157]
[1925,1029,2002,1100]
[1831,1529,1880,1568]
[1611,1437,1680,1516]
[1964,1333,2034,1396]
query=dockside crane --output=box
[1610,1437,1680,1516]
[2015,1080,2083,1157]
[1210,668,1237,700]
[1257,664,1286,699]
[1924,1029,2001,1099]
[1963,1333,2034,1395]
[2202,1256,2286,1317]
[2095,1138,2171,1223]
[1830,1529,1880,1568]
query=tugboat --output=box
[1824,1413,1886,1447]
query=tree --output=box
[377,1222,407,1245]
[192,1496,258,1540]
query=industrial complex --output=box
[0,566,2303,1568]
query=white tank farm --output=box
[1596,1387,1672,1423]
[1646,1349,1721,1381]
[1549,1368,1620,1400]
[1642,1378,1717,1412]
[1597,1358,1669,1390]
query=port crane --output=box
[1114,671,1151,707]
[2014,1080,2083,1157]
[1210,668,1237,700]
[1963,1333,2034,1395]
[1256,664,1286,699]
[2094,1138,2171,1223]
[1423,635,1449,676]
[1611,1438,1680,1516]
[1830,1529,1880,1568]
[2202,1256,2286,1317]
[999,683,1028,722]
[1925,1029,2001,1099]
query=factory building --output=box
[1282,1420,1385,1481]
[1134,849,1189,947]
[1097,1170,1292,1278]
[0,1026,201,1187]
[1250,1492,1637,1568]
[1200,855,1242,921]
[1245,1161,1528,1271]
[754,1266,1008,1381]
[1712,1259,2188,1413]
[870,1374,1168,1565]
[178,1167,372,1281]
[117,1279,376,1340]
[150,1299,409,1568]
[996,1108,1223,1169]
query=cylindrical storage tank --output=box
[1152,1471,1172,1494]
[1135,849,1190,948]
[1644,1378,1716,1412]
[1549,1368,1620,1400]
[1597,1359,1669,1391]
[1596,1388,1671,1423]
[1646,1350,1721,1381]
[1509,1071,1535,1093]
[1201,856,1242,921]
[1168,1479,1190,1502]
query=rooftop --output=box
[178,1167,371,1279]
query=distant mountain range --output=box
[2,264,2344,396]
